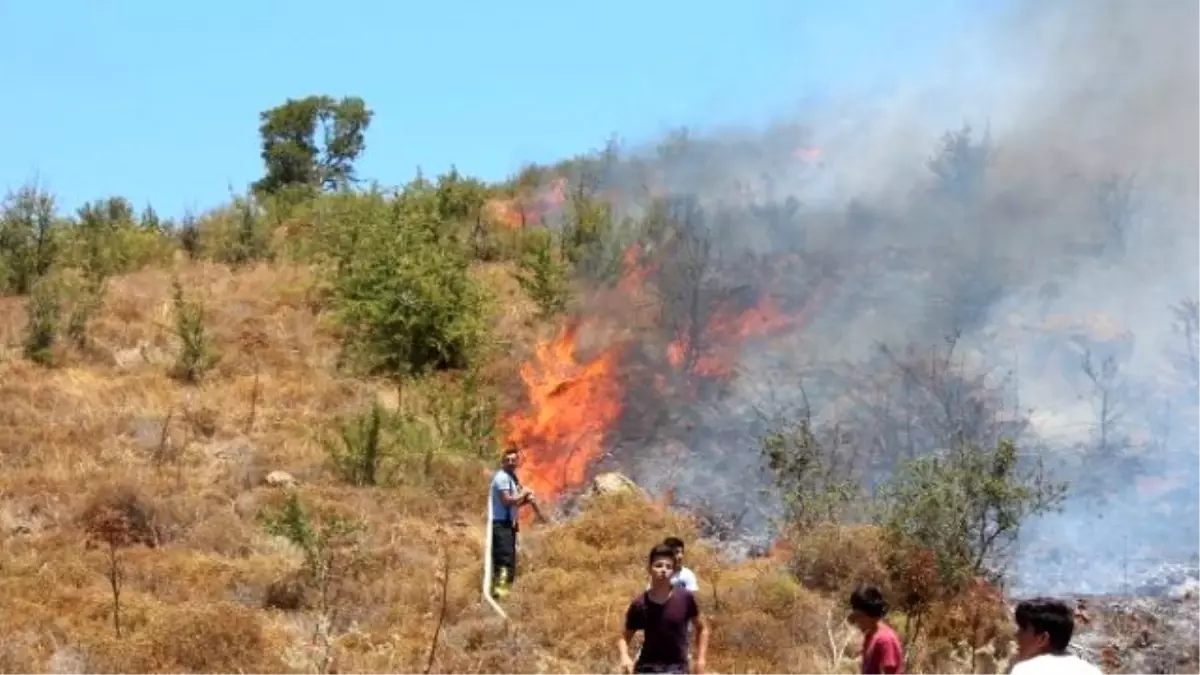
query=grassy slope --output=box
[0,259,916,674]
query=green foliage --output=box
[169,278,218,383]
[188,195,273,265]
[21,270,106,365]
[324,401,397,487]
[875,438,1067,591]
[64,197,177,277]
[0,182,61,296]
[22,274,63,366]
[561,186,611,265]
[65,275,106,350]
[434,166,490,225]
[327,184,490,380]
[259,491,367,674]
[761,411,857,530]
[253,95,374,195]
[514,228,572,319]
[425,369,501,461]
[177,211,201,259]
[261,492,366,576]
[232,192,271,265]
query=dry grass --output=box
[0,259,1005,674]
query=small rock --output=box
[584,472,644,498]
[264,470,298,488]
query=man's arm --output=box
[691,614,705,662]
[619,602,641,675]
[687,593,708,674]
[619,629,638,662]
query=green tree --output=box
[761,408,857,531]
[877,438,1066,588]
[253,95,374,195]
[0,182,60,296]
[330,183,489,380]
[875,437,1065,663]
[514,229,571,319]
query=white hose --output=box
[482,487,510,621]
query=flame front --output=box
[504,208,838,507]
[667,296,794,378]
[505,322,623,502]
[484,177,569,229]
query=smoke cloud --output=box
[539,0,1197,594]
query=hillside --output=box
[0,258,878,674]
[1,54,1197,672]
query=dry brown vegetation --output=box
[0,260,1019,674]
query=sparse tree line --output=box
[3,92,1196,672]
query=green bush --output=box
[324,183,491,380]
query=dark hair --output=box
[1014,597,1075,652]
[849,584,889,619]
[502,446,519,457]
[663,536,685,553]
[648,543,678,567]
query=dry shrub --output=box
[0,630,53,674]
[704,566,836,672]
[544,491,698,568]
[82,601,285,673]
[927,578,1011,648]
[79,483,162,549]
[786,522,888,595]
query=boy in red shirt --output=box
[848,584,904,674]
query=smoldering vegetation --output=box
[539,0,1198,593]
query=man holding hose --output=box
[490,446,539,600]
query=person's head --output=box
[500,446,520,471]
[647,543,678,588]
[847,584,889,632]
[1014,597,1075,660]
[663,536,686,566]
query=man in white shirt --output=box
[660,537,699,592]
[1009,597,1102,675]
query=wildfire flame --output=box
[667,296,793,378]
[504,321,623,502]
[503,199,839,509]
[484,177,569,229]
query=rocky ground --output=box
[1068,591,1199,675]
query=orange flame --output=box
[505,322,623,502]
[667,296,794,378]
[485,177,570,229]
[503,207,839,509]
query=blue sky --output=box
[0,0,989,219]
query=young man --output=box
[1010,597,1102,675]
[662,537,700,592]
[619,544,709,674]
[489,446,536,600]
[847,584,904,674]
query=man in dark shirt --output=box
[618,543,709,674]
